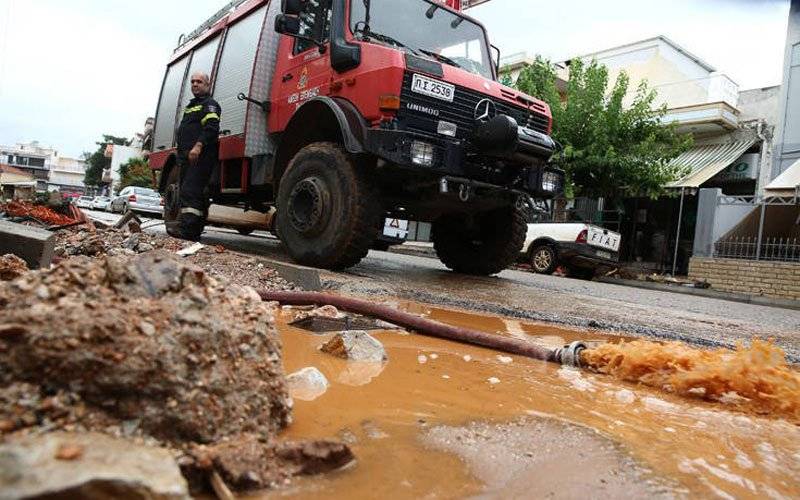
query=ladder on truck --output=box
[175,0,249,51]
[175,0,495,50]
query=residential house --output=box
[0,141,86,194]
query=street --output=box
[86,209,800,361]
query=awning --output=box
[765,158,800,196]
[667,140,756,188]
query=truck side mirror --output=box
[281,0,307,15]
[275,14,301,36]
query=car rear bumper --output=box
[558,243,619,268]
[130,203,163,215]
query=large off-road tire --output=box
[432,205,527,276]
[276,142,380,270]
[530,244,558,275]
[162,166,182,238]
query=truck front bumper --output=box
[363,128,562,199]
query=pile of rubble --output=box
[0,252,352,495]
[0,200,78,227]
[54,227,180,258]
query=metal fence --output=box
[714,236,800,262]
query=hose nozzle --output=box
[554,341,587,368]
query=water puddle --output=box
[259,300,800,499]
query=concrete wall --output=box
[773,0,800,178]
[738,86,781,125]
[689,257,800,301]
[578,37,736,110]
[693,188,758,257]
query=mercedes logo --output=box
[474,98,497,123]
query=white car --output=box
[91,196,112,211]
[521,223,621,279]
[109,186,163,215]
[74,196,95,209]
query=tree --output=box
[117,157,154,191]
[514,57,692,200]
[83,135,129,187]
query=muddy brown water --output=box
[259,300,800,499]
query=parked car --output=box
[91,196,112,211]
[109,186,163,216]
[74,196,95,209]
[521,223,621,279]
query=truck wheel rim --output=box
[288,177,329,235]
[534,249,551,270]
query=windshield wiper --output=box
[361,30,419,54]
[418,49,462,69]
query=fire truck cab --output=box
[149,0,563,275]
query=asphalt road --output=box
[85,209,800,361]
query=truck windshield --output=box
[350,0,493,80]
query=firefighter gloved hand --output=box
[188,142,203,166]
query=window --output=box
[294,0,331,54]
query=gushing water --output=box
[581,339,800,421]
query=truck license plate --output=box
[411,74,455,102]
[596,250,612,260]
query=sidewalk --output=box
[597,276,800,311]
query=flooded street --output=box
[265,300,800,499]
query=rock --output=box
[187,435,354,491]
[319,331,387,362]
[0,431,190,499]
[487,377,500,385]
[287,367,329,401]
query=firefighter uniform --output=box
[175,95,221,240]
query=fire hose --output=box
[259,291,587,367]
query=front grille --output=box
[397,72,550,140]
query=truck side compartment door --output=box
[272,0,332,130]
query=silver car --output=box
[110,186,163,215]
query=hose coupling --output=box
[555,341,587,368]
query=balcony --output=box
[655,74,740,135]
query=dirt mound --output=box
[0,254,28,281]
[0,251,291,442]
[0,251,351,492]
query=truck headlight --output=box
[541,169,564,193]
[410,141,435,167]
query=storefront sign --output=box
[716,153,759,181]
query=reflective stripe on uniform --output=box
[201,112,220,125]
[180,207,204,216]
[184,105,203,114]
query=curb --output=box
[258,258,322,291]
[597,277,800,311]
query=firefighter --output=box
[175,72,221,240]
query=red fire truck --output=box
[149,0,563,275]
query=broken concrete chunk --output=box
[320,330,387,362]
[0,431,190,500]
[0,220,55,269]
[287,367,329,401]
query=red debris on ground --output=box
[0,201,76,227]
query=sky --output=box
[0,0,792,158]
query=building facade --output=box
[0,141,86,194]
[500,36,781,273]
